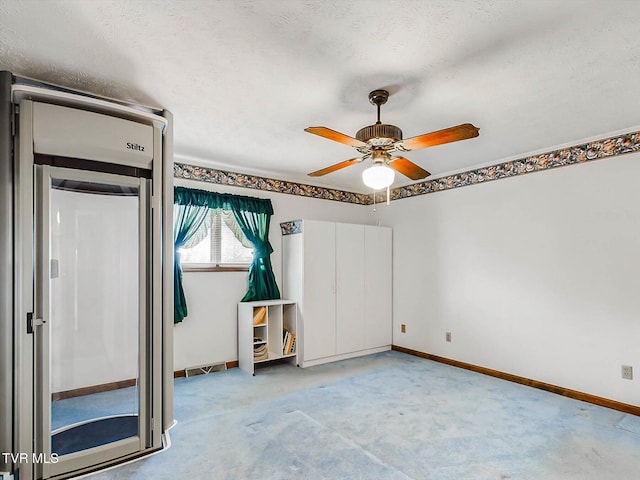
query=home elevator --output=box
[0,72,174,480]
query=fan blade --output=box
[308,158,362,177]
[305,126,367,148]
[388,157,431,180]
[401,123,479,151]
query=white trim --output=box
[300,346,391,368]
[75,420,176,479]
[11,85,167,133]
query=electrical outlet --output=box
[401,324,406,333]
[621,365,633,380]
[446,332,451,342]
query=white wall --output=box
[382,153,640,406]
[173,179,381,371]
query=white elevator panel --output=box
[32,102,154,169]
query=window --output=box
[179,210,253,271]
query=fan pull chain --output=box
[373,189,376,212]
[386,185,390,205]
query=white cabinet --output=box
[300,221,336,361]
[364,225,393,349]
[336,223,365,354]
[237,299,297,375]
[281,219,392,367]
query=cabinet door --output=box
[303,221,336,361]
[364,226,392,348]
[336,223,365,354]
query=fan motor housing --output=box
[356,123,403,147]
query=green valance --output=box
[174,186,274,215]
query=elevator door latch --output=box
[26,312,46,334]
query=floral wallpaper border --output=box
[389,131,640,202]
[174,163,370,204]
[174,130,640,205]
[280,220,303,236]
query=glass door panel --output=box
[36,166,147,478]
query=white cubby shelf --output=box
[238,299,298,375]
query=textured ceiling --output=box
[1,0,640,192]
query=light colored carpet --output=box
[616,413,640,435]
[85,350,639,479]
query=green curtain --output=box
[174,187,280,308]
[173,203,211,323]
[233,208,281,302]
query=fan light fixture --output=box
[362,163,395,190]
[305,89,479,190]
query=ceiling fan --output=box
[305,89,480,190]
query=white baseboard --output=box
[299,345,390,368]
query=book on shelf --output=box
[288,333,295,355]
[282,330,290,355]
[253,306,267,325]
[282,331,295,355]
